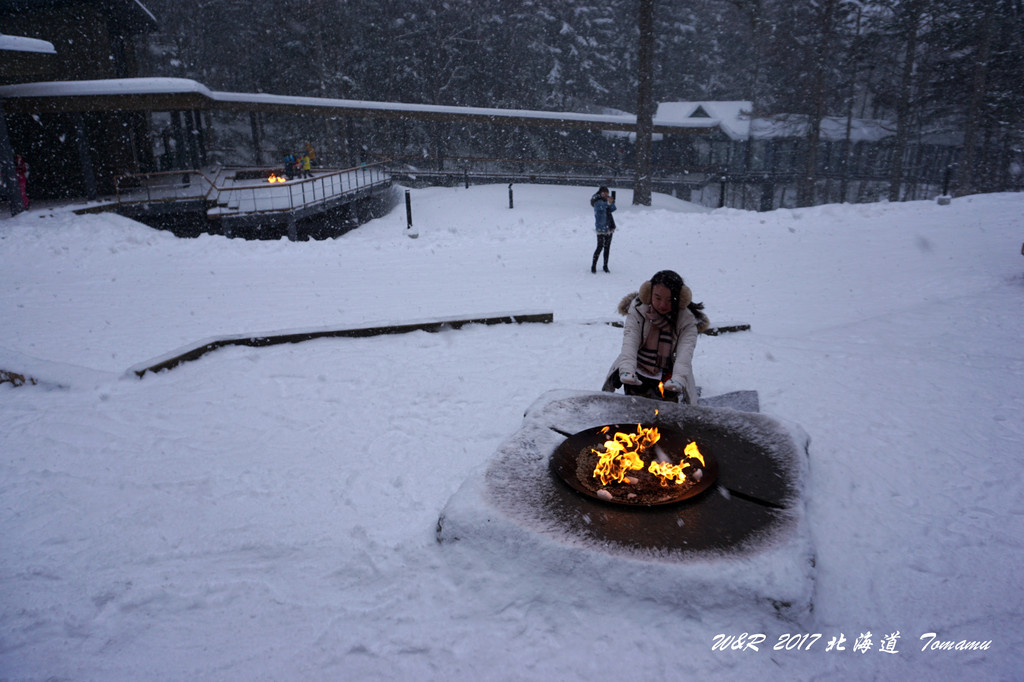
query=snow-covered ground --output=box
[2,184,1022,680]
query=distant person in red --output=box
[15,155,29,209]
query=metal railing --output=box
[115,161,390,217]
[208,161,389,216]
[114,169,216,205]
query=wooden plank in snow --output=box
[129,311,554,377]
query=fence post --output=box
[758,175,774,212]
[508,183,514,209]
[464,169,469,189]
[719,177,726,208]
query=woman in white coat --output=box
[602,270,709,404]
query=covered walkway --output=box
[0,77,716,211]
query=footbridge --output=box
[113,161,394,240]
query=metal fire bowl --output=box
[551,424,719,506]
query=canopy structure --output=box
[0,77,721,135]
[0,34,57,77]
[0,77,720,208]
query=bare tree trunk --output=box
[839,7,864,203]
[633,0,655,206]
[958,0,996,196]
[888,1,922,202]
[797,0,839,207]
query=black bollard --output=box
[509,183,514,209]
[938,165,954,205]
[406,190,419,237]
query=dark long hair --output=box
[650,269,704,325]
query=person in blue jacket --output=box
[590,186,616,273]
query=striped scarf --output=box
[636,309,676,379]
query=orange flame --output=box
[658,381,665,398]
[648,441,706,486]
[684,441,706,467]
[268,173,286,183]
[592,424,661,485]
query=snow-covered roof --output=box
[655,101,897,143]
[0,80,898,144]
[655,101,753,139]
[0,34,57,55]
[0,78,718,134]
[0,78,212,98]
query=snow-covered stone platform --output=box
[437,390,815,613]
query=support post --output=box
[184,110,201,169]
[0,101,25,215]
[250,111,263,165]
[171,110,187,169]
[195,110,208,166]
[73,113,98,201]
[508,183,514,209]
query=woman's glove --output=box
[619,370,641,385]
[663,379,683,393]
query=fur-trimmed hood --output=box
[617,280,710,332]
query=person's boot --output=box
[591,257,598,273]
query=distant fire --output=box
[267,173,286,183]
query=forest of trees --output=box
[136,0,1024,203]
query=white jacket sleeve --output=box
[602,300,644,391]
[616,305,644,375]
[669,310,699,403]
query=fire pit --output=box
[437,390,814,612]
[551,423,718,505]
